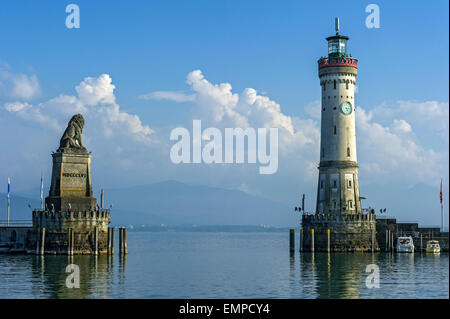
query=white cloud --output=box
[5,73,155,145]
[0,69,41,100]
[304,100,321,120]
[4,101,31,112]
[392,119,412,133]
[372,100,449,141]
[356,107,444,185]
[184,70,320,156]
[139,91,195,102]
[75,74,116,106]
[4,101,61,131]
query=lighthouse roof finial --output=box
[335,17,340,35]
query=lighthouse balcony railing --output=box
[318,57,358,69]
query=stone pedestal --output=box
[45,151,96,212]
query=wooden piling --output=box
[388,230,391,252]
[311,229,314,253]
[123,228,128,255]
[299,229,303,252]
[371,228,375,253]
[327,229,330,253]
[68,228,74,256]
[111,227,115,255]
[119,228,123,255]
[94,227,98,256]
[70,228,74,256]
[391,232,394,252]
[385,230,388,252]
[289,229,295,252]
[39,228,46,255]
[107,227,111,255]
[420,233,423,252]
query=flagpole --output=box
[442,201,444,232]
[441,179,444,232]
[40,172,44,210]
[7,177,10,226]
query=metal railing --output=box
[0,220,33,227]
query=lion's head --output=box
[58,113,87,152]
[70,114,85,130]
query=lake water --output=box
[0,232,448,298]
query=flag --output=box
[440,179,443,204]
[7,177,10,199]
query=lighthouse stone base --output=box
[301,213,379,252]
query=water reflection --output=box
[30,254,115,298]
[0,232,448,298]
[297,253,380,299]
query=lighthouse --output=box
[301,18,378,252]
[316,17,361,215]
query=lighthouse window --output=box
[349,201,353,209]
[334,126,336,135]
[333,80,336,89]
[320,181,324,189]
[348,180,352,188]
[333,201,337,209]
[346,82,349,90]
[333,180,337,188]
[347,147,350,157]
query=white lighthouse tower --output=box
[316,18,361,216]
[302,19,377,252]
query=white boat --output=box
[425,240,441,254]
[396,236,414,253]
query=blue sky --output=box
[0,0,448,227]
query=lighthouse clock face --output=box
[341,102,352,115]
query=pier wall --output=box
[301,213,378,252]
[376,218,449,252]
[0,226,32,253]
[31,209,111,255]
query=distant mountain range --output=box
[1,180,297,227]
[5,180,443,230]
[0,193,39,222]
[104,180,296,227]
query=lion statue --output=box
[58,114,87,152]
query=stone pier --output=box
[301,213,378,252]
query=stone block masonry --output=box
[301,213,379,252]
